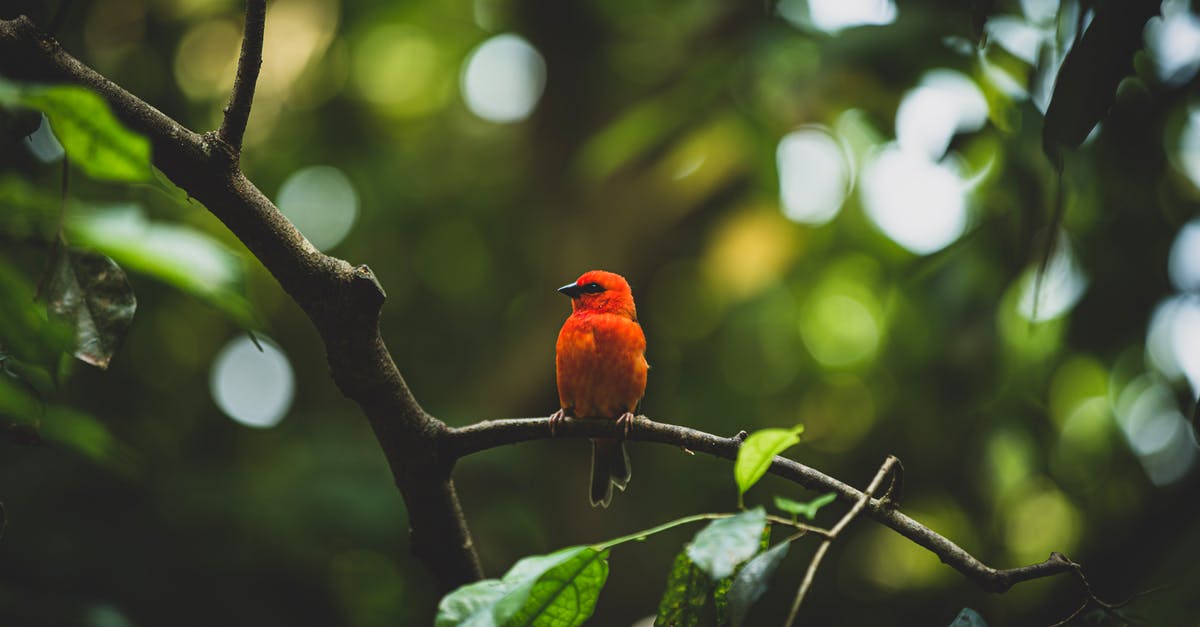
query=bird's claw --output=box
[549,409,567,436]
[616,412,636,439]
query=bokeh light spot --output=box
[1145,295,1200,395]
[1016,235,1088,322]
[461,34,546,123]
[353,24,448,117]
[210,335,295,429]
[703,208,801,300]
[776,127,851,225]
[1115,375,1197,485]
[1146,0,1200,86]
[276,165,359,251]
[1005,484,1080,563]
[895,70,988,161]
[1168,219,1200,292]
[799,259,885,369]
[174,19,240,100]
[860,145,969,255]
[778,0,897,34]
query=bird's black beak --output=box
[558,282,584,298]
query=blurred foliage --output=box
[2,0,1200,625]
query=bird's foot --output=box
[549,409,567,436]
[616,412,636,439]
[680,446,695,455]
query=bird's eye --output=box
[581,282,605,294]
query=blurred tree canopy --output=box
[2,0,1200,625]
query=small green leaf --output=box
[686,508,767,581]
[0,78,152,182]
[773,493,838,521]
[725,541,790,627]
[734,426,804,499]
[655,547,712,627]
[949,607,988,627]
[68,204,258,327]
[45,248,137,369]
[436,546,609,627]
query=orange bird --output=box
[552,270,648,508]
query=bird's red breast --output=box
[555,271,648,418]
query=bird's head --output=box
[558,270,637,319]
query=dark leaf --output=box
[1042,1,1160,164]
[714,524,771,626]
[655,547,712,627]
[725,541,790,627]
[45,248,137,369]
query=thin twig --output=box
[217,0,267,154]
[1047,556,1169,626]
[784,456,898,627]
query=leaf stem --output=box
[592,512,829,552]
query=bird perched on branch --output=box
[552,270,648,508]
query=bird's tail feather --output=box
[590,438,631,508]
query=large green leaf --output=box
[723,541,789,627]
[0,78,152,182]
[69,204,257,327]
[655,546,712,627]
[436,546,609,627]
[686,508,766,581]
[508,548,609,626]
[734,426,803,500]
[44,248,137,369]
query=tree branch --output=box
[443,416,1077,594]
[218,0,266,154]
[786,456,897,626]
[0,15,483,591]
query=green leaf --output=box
[0,174,62,239]
[949,607,988,627]
[68,204,258,327]
[0,376,128,468]
[45,248,137,369]
[436,546,609,627]
[773,493,838,521]
[686,508,766,581]
[734,426,804,500]
[713,523,771,626]
[724,541,789,627]
[1041,2,1160,164]
[0,78,152,182]
[507,548,609,626]
[655,547,712,627]
[0,258,72,369]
